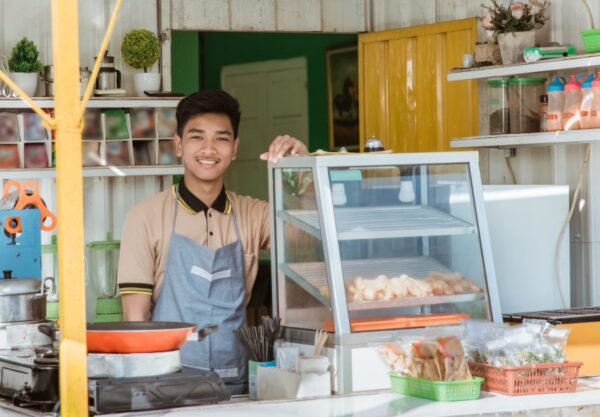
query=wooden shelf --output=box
[450,129,600,149]
[447,52,600,81]
[0,165,183,179]
[0,97,180,108]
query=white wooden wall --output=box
[3,0,600,304]
[0,0,158,96]
[1,0,597,100]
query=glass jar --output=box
[509,77,547,133]
[364,136,385,152]
[86,236,120,299]
[487,78,510,135]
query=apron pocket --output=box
[190,265,232,282]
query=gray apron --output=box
[152,192,248,394]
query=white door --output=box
[222,57,308,200]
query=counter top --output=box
[3,378,600,417]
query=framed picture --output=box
[23,112,48,141]
[131,108,156,139]
[82,109,102,140]
[326,45,359,150]
[0,113,19,142]
[157,108,176,138]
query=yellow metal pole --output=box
[51,0,88,415]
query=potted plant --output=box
[121,29,161,96]
[8,37,43,96]
[481,0,548,64]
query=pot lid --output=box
[487,78,510,87]
[0,272,41,294]
[509,77,547,85]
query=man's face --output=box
[174,113,239,185]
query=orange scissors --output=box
[2,180,57,233]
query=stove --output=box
[0,346,232,414]
[0,347,59,412]
[89,366,231,414]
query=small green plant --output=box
[121,29,160,72]
[8,37,43,73]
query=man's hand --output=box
[260,134,308,163]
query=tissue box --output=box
[257,366,331,400]
[248,360,276,400]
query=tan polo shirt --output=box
[117,186,270,305]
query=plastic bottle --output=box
[546,76,565,132]
[590,76,600,128]
[539,94,548,132]
[580,74,595,129]
[563,74,582,130]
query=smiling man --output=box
[116,90,307,395]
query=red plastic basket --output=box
[469,361,582,396]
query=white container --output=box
[9,72,38,97]
[134,73,160,96]
[547,76,565,132]
[580,80,594,129]
[589,80,600,128]
[563,76,582,130]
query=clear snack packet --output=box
[463,320,496,362]
[541,324,570,363]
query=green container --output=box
[582,29,600,53]
[390,374,483,401]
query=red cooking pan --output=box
[87,321,216,354]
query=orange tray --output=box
[323,313,469,332]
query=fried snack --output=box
[346,272,480,302]
[377,342,417,376]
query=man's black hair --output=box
[176,89,241,138]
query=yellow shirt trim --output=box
[171,184,232,215]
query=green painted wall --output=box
[171,31,357,151]
[171,31,200,94]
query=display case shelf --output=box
[279,206,475,241]
[280,263,331,307]
[348,292,484,311]
[282,256,476,310]
[447,52,600,81]
[450,129,600,149]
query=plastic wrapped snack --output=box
[541,324,570,363]
[412,340,443,381]
[377,342,417,376]
[437,337,472,381]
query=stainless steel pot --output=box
[0,272,45,322]
[41,65,92,97]
[95,53,121,91]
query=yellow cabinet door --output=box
[359,18,478,152]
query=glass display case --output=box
[268,152,502,393]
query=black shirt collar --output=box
[177,178,228,214]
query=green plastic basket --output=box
[390,374,483,401]
[582,29,600,53]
